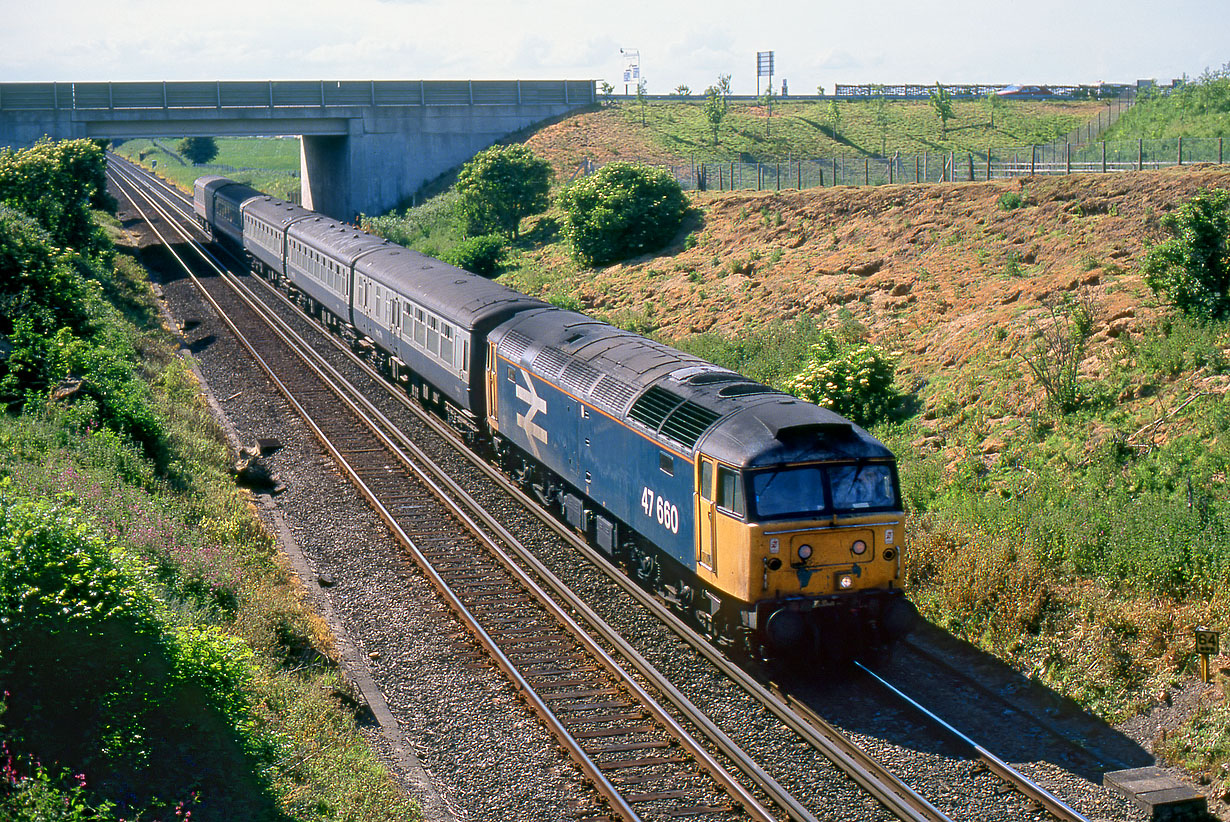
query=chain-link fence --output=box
[582,93,1230,192]
[633,133,1226,193]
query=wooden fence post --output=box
[1220,137,1224,164]
[864,158,869,186]
[986,149,991,180]
[1178,136,1183,166]
[1101,141,1106,173]
[1030,145,1036,176]
[1138,138,1143,171]
[1066,142,1071,174]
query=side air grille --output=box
[629,385,683,430]
[629,385,721,449]
[660,402,721,447]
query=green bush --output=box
[0,139,109,253]
[558,162,689,267]
[455,144,551,239]
[1142,188,1230,321]
[442,233,506,276]
[998,191,1026,210]
[784,333,900,427]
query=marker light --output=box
[838,574,855,589]
[798,544,813,561]
[852,539,867,555]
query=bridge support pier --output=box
[299,102,577,222]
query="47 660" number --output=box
[640,486,679,534]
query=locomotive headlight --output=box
[851,539,867,555]
[798,544,813,561]
[838,574,855,589]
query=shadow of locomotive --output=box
[781,619,1154,783]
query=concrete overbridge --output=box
[0,79,595,220]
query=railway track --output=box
[108,160,791,822]
[109,157,1137,822]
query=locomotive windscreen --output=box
[749,462,898,520]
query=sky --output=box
[1,0,1225,96]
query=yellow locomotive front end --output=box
[692,406,916,660]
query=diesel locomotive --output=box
[195,175,917,660]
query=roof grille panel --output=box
[501,330,532,363]
[560,360,602,395]
[532,346,568,379]
[591,376,637,413]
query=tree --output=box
[455,144,552,240]
[558,162,688,267]
[635,79,648,126]
[674,84,691,97]
[871,86,891,155]
[716,73,732,99]
[930,83,955,138]
[1142,188,1230,320]
[816,84,825,96]
[983,91,1004,128]
[826,100,842,140]
[599,81,615,106]
[758,86,776,137]
[177,137,218,165]
[703,85,728,145]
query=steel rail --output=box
[855,661,1092,822]
[109,164,781,822]
[107,168,646,822]
[112,157,952,822]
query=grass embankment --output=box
[606,97,1102,162]
[112,137,302,201]
[0,140,416,821]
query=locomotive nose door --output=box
[697,458,716,571]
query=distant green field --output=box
[112,136,301,199]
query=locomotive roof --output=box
[287,215,389,263]
[355,245,549,329]
[242,196,314,230]
[492,307,892,466]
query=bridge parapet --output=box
[0,79,595,111]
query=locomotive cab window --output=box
[659,451,674,477]
[830,463,897,512]
[699,460,713,501]
[716,466,744,517]
[750,466,828,520]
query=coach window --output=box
[427,317,439,356]
[414,308,426,347]
[440,325,454,365]
[716,466,745,518]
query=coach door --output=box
[486,341,500,429]
[696,457,716,572]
